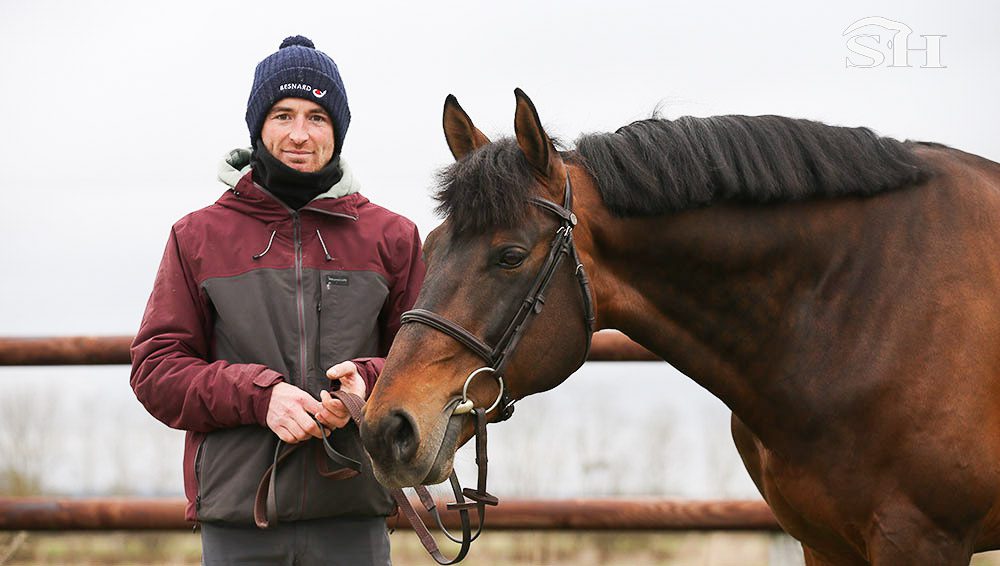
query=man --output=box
[131,35,424,565]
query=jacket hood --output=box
[215,148,368,223]
[217,147,362,200]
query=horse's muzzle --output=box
[362,404,465,488]
[362,409,419,477]
[383,409,419,463]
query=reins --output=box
[253,173,595,564]
[253,389,490,564]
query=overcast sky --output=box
[1,0,997,336]
[1,0,998,504]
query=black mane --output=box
[435,115,931,232]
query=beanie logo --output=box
[278,83,328,99]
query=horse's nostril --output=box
[384,410,419,463]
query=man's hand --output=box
[317,361,367,429]
[266,382,323,443]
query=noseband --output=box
[400,173,597,421]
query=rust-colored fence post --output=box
[0,332,659,366]
[0,336,133,366]
[0,497,779,531]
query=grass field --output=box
[6,530,1000,564]
[0,530,780,565]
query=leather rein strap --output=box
[253,389,489,565]
[253,390,367,530]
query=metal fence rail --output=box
[0,497,779,531]
[0,331,660,366]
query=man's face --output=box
[260,97,336,173]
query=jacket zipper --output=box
[194,436,206,512]
[293,212,307,388]
[294,212,315,517]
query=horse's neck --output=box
[586,196,893,444]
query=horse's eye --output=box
[497,248,527,269]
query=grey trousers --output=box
[200,516,391,566]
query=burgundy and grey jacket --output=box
[130,161,424,524]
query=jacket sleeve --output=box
[353,221,426,397]
[130,225,284,432]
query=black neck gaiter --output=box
[251,144,344,210]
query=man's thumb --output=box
[326,361,354,380]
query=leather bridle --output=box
[400,172,597,422]
[389,172,597,561]
[254,173,597,564]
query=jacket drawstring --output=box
[252,230,277,260]
[316,230,333,261]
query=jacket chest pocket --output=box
[313,270,390,394]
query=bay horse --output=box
[361,89,1000,565]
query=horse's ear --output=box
[514,88,565,184]
[443,94,490,161]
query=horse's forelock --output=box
[434,138,539,234]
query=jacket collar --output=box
[217,171,368,223]
[216,147,364,209]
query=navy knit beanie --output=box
[246,36,350,156]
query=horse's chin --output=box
[420,412,465,484]
[371,412,464,489]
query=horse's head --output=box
[360,90,595,488]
